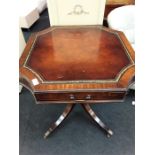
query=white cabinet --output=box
[47,0,106,26]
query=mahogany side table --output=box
[19,26,135,139]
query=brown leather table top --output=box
[19,26,135,103]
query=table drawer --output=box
[35,91,126,102]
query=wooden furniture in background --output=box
[107,5,135,89]
[104,0,135,19]
[19,26,135,138]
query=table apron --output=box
[34,91,126,103]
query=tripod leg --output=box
[81,104,113,137]
[44,104,75,139]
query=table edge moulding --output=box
[19,25,135,138]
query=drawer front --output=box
[35,91,126,102]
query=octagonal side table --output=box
[20,26,135,138]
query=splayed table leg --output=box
[44,104,75,139]
[81,103,113,137]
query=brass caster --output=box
[107,129,114,138]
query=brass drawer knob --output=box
[86,94,91,99]
[69,94,75,100]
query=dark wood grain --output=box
[26,27,131,81]
[19,26,135,103]
[81,104,113,137]
[104,0,135,18]
[20,26,135,138]
[35,91,126,102]
[44,104,75,139]
[104,4,124,18]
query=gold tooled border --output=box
[23,26,134,84]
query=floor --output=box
[20,9,135,155]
